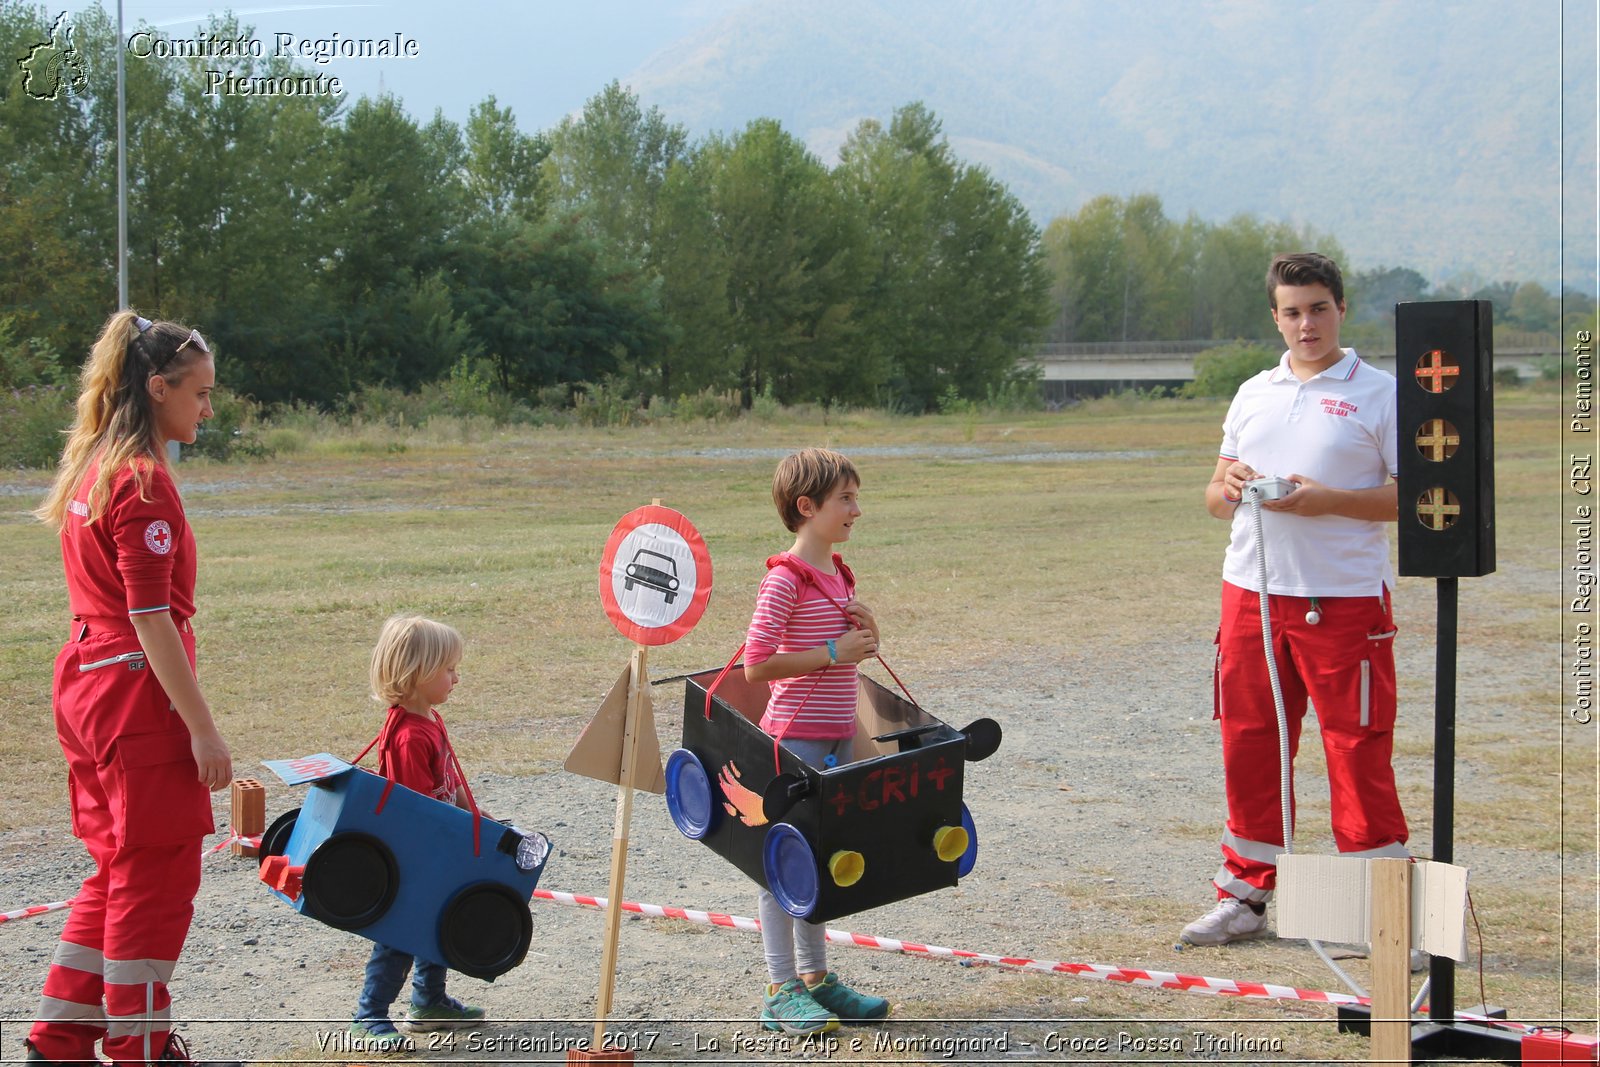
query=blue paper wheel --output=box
[957,802,979,878]
[665,749,716,840]
[763,823,819,918]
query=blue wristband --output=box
[825,638,837,665]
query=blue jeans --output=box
[355,941,448,1024]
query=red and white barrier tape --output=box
[201,829,261,858]
[0,872,1563,1038]
[0,900,74,926]
[532,888,1369,1008]
[528,890,1568,1037]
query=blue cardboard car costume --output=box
[664,669,1000,924]
[258,754,550,981]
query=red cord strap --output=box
[353,707,483,857]
[703,555,919,774]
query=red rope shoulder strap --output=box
[351,706,484,857]
[779,553,919,710]
[703,553,843,720]
[704,554,919,772]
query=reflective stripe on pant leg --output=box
[101,840,197,1065]
[1216,582,1307,897]
[1212,866,1272,903]
[1215,831,1282,903]
[36,940,108,1033]
[31,643,114,1064]
[105,959,177,1052]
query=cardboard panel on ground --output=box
[258,754,550,981]
[666,669,998,924]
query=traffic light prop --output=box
[1396,300,1495,578]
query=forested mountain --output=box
[625,0,1593,290]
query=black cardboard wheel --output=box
[258,807,300,869]
[301,831,398,930]
[437,882,532,981]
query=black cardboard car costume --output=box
[665,655,1001,924]
[257,753,550,981]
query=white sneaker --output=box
[1180,897,1270,946]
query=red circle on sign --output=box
[598,505,714,645]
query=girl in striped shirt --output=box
[742,448,890,1035]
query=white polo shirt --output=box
[1219,349,1398,597]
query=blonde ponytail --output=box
[34,309,207,528]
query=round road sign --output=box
[598,505,713,645]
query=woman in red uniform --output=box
[27,311,238,1067]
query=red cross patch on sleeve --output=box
[143,519,173,555]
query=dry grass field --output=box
[0,389,1591,1063]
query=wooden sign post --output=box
[565,502,713,1063]
[591,642,648,1052]
[1369,858,1414,1067]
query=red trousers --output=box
[1211,582,1410,901]
[30,622,213,1065]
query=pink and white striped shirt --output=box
[745,553,858,740]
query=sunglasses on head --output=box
[136,317,209,360]
[176,330,209,355]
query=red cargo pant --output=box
[29,621,213,1065]
[1211,582,1410,901]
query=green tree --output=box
[0,3,118,354]
[542,81,687,259]
[1182,341,1279,398]
[835,108,948,404]
[692,119,866,406]
[1506,280,1559,332]
[1187,215,1344,340]
[653,156,735,397]
[444,215,666,398]
[463,96,547,221]
[836,103,1050,410]
[133,15,346,400]
[1347,265,1430,324]
[314,95,468,393]
[1042,193,1186,343]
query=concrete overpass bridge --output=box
[1025,333,1559,400]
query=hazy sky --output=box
[118,0,750,130]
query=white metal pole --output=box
[116,0,127,309]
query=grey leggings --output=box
[758,736,852,984]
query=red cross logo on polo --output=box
[143,519,173,554]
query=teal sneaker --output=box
[760,978,839,1036]
[805,972,890,1022]
[405,994,487,1031]
[350,1018,409,1054]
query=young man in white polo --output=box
[1183,252,1410,946]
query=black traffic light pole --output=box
[1430,575,1458,1019]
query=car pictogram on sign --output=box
[624,548,681,603]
